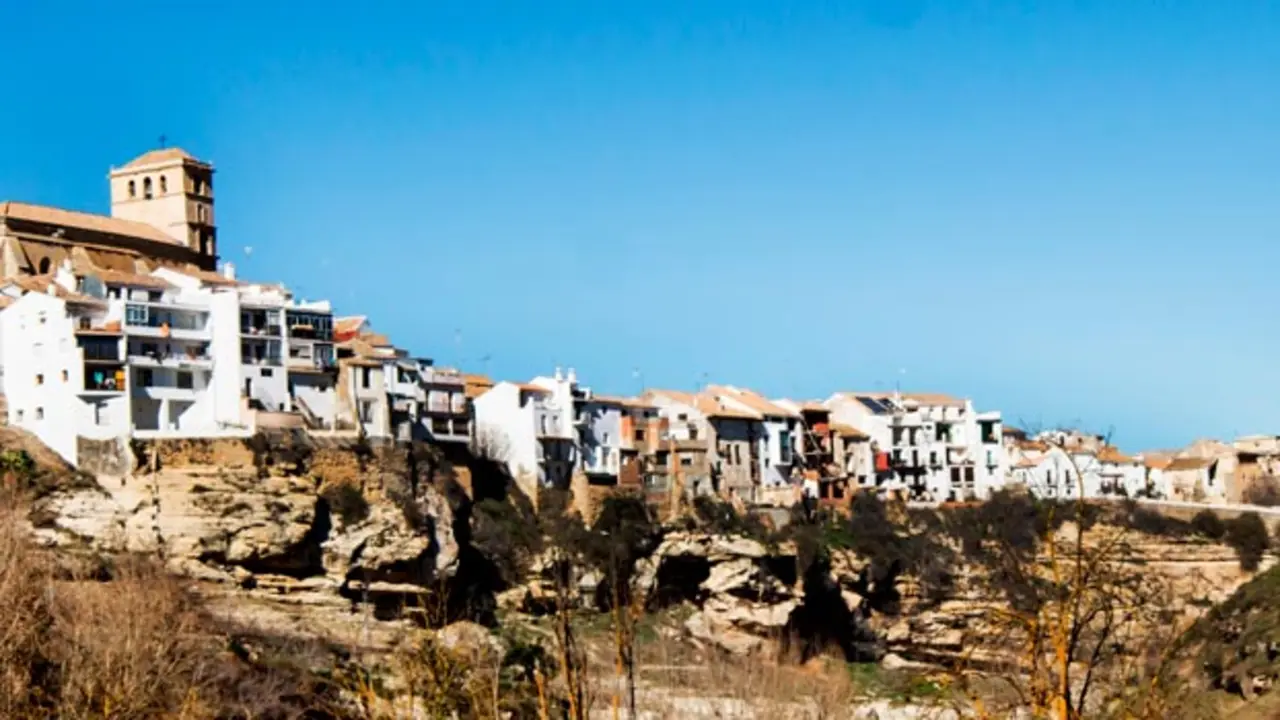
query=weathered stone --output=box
[436,621,506,664]
[700,557,759,595]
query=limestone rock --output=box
[436,621,506,664]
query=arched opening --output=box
[159,175,167,194]
[143,177,153,199]
[37,258,51,274]
[128,180,136,198]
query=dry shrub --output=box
[0,494,340,719]
[628,634,869,719]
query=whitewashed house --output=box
[473,369,580,499]
[0,263,250,465]
[826,391,1005,501]
[1007,441,1080,499]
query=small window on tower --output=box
[128,180,136,198]
[159,175,167,194]
[143,177,153,199]
[38,258,50,274]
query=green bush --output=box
[320,480,370,528]
[1191,509,1226,540]
[1225,512,1270,571]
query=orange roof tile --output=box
[0,201,180,246]
[830,423,870,440]
[1166,456,1216,471]
[334,316,366,335]
[1097,446,1136,464]
[517,383,551,395]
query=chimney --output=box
[220,261,236,280]
[567,367,577,384]
[554,366,563,382]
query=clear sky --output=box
[2,1,1278,450]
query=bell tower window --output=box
[143,177,153,199]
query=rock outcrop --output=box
[29,437,465,650]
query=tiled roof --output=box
[706,385,799,418]
[1097,446,1137,464]
[590,394,656,409]
[120,148,205,169]
[1166,456,1217,471]
[830,423,869,440]
[695,394,761,421]
[8,275,103,305]
[517,383,551,395]
[334,316,366,336]
[0,201,180,246]
[645,389,699,407]
[88,269,173,291]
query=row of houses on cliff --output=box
[0,146,1276,512]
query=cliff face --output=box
[25,433,1270,672]
[32,436,467,650]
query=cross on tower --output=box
[158,134,168,149]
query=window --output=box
[37,258,50,274]
[128,180,136,198]
[176,372,193,390]
[35,408,43,421]
[94,402,107,426]
[126,304,149,326]
[159,175,167,194]
[361,367,372,389]
[779,430,792,463]
[634,429,645,442]
[60,370,68,383]
[261,368,273,377]
[602,432,610,444]
[34,374,43,386]
[138,369,153,387]
[677,413,688,421]
[143,177,153,199]
[681,456,693,467]
[16,410,23,422]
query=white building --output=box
[156,266,340,430]
[825,391,1005,501]
[472,369,581,499]
[1007,441,1080,499]
[0,263,249,464]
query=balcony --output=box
[241,325,282,338]
[128,346,213,369]
[83,366,125,394]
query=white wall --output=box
[209,291,245,427]
[473,382,537,486]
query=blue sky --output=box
[2,1,1278,450]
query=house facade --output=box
[826,391,1004,501]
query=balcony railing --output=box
[241,325,282,337]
